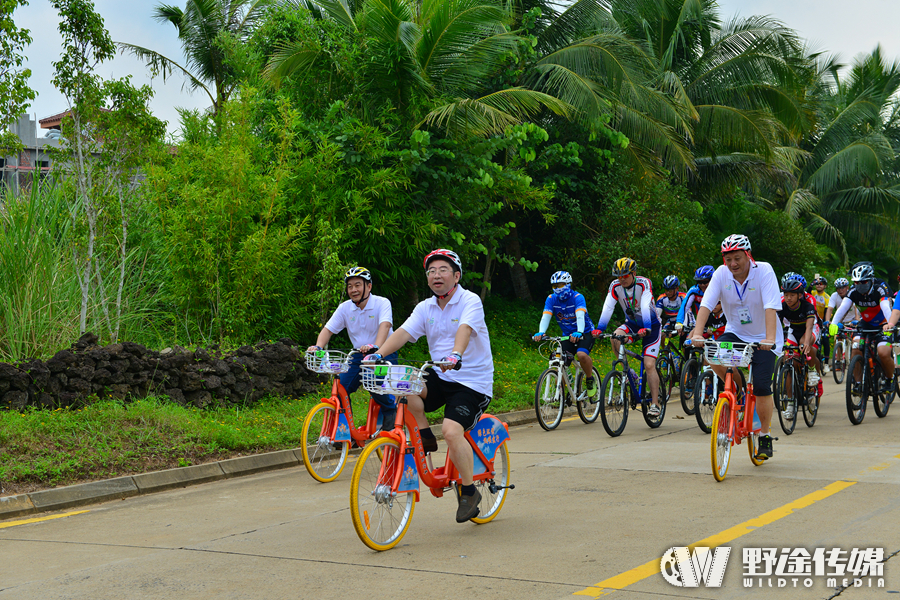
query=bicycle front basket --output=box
[305,350,351,374]
[361,364,427,396]
[703,341,754,367]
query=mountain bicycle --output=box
[657,327,683,412]
[350,360,514,551]
[679,326,719,415]
[831,321,856,384]
[694,365,722,434]
[533,336,601,430]
[774,344,819,435]
[596,333,669,437]
[704,340,767,481]
[846,327,895,424]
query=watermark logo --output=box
[660,547,731,587]
[742,547,885,589]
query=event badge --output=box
[738,307,752,324]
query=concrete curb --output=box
[0,408,540,521]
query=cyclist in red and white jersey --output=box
[593,257,663,415]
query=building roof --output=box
[39,110,70,130]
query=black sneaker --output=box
[755,435,773,460]
[422,437,438,453]
[455,487,481,523]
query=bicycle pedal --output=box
[488,483,516,494]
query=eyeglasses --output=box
[551,283,567,289]
[697,280,711,285]
[426,267,454,277]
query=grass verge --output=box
[0,296,616,495]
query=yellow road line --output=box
[573,480,856,597]
[0,510,90,529]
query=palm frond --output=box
[262,41,324,87]
[806,136,893,195]
[784,187,820,219]
[116,42,216,106]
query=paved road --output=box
[3,378,899,599]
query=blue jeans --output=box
[340,353,398,426]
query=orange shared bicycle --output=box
[301,350,390,482]
[704,340,766,481]
[349,360,514,551]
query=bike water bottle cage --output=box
[564,351,574,367]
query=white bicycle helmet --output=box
[834,277,850,288]
[550,271,573,285]
[423,249,462,274]
[721,234,752,253]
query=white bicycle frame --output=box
[543,338,588,405]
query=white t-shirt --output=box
[700,262,784,352]
[828,292,859,324]
[400,286,493,397]
[324,294,393,349]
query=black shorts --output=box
[716,333,777,396]
[422,369,491,431]
[561,332,595,356]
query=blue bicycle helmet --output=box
[662,275,679,290]
[550,271,573,285]
[694,265,714,281]
[781,272,805,293]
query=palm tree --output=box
[263,0,571,135]
[777,47,900,263]
[119,0,276,115]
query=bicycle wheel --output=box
[803,387,819,427]
[710,397,734,482]
[695,370,717,434]
[775,364,797,435]
[300,403,349,483]
[349,437,416,551]
[642,366,667,428]
[846,354,867,425]
[600,370,629,437]
[680,358,699,415]
[470,440,510,524]
[657,352,675,405]
[872,361,891,418]
[576,367,602,424]
[534,368,565,431]
[832,339,847,384]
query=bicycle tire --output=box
[846,354,867,425]
[803,387,819,427]
[710,397,733,482]
[832,339,847,384]
[680,358,699,415]
[300,403,349,483]
[695,370,717,434]
[657,352,675,405]
[576,367,602,424]
[872,360,891,418]
[642,364,667,428]
[470,440,511,524]
[349,437,416,551]
[775,363,797,435]
[748,431,765,466]
[534,368,565,431]
[600,370,629,437]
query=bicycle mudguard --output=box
[397,452,419,493]
[470,415,510,476]
[334,413,352,442]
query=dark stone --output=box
[250,376,271,391]
[194,347,210,362]
[45,376,61,394]
[121,341,147,357]
[180,371,202,392]
[51,349,77,365]
[124,371,148,385]
[106,384,130,400]
[165,388,185,404]
[74,332,99,349]
[222,372,235,386]
[3,390,28,409]
[212,359,229,376]
[202,374,222,390]
[67,378,91,395]
[107,359,129,374]
[79,357,96,369]
[186,390,212,408]
[22,360,51,388]
[46,358,66,373]
[237,345,253,356]
[37,393,55,408]
[233,381,250,396]
[105,343,125,357]
[127,357,143,372]
[55,372,68,387]
[0,379,10,395]
[92,368,112,385]
[69,365,95,381]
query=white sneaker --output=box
[823,365,831,374]
[647,404,661,417]
[782,406,795,419]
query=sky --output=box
[13,0,900,139]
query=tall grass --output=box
[0,183,82,361]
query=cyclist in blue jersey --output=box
[656,275,685,327]
[675,265,715,333]
[592,257,663,415]
[533,271,597,397]
[833,262,894,393]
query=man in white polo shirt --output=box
[308,267,397,428]
[690,234,783,460]
[365,249,493,524]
